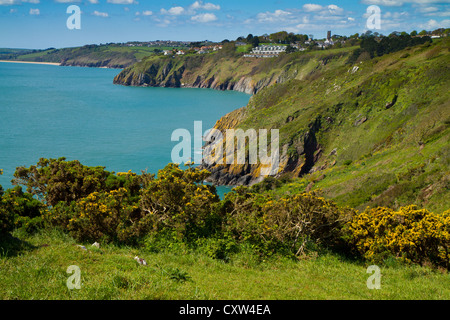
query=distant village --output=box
[117,28,449,59]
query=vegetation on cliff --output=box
[175,37,448,214]
[238,37,449,214]
[111,34,449,216]
[0,44,169,68]
[1,32,449,300]
[1,158,449,270]
[113,42,359,94]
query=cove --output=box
[0,62,250,197]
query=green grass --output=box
[230,40,450,212]
[1,229,449,300]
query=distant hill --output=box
[0,44,181,69]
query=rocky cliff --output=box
[113,48,355,186]
[112,46,339,94]
[113,41,450,214]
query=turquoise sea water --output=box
[0,62,250,197]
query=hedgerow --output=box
[344,206,450,268]
[3,159,449,268]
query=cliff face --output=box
[113,42,450,215]
[114,57,274,94]
[199,111,323,187]
[113,49,354,186]
[112,48,330,94]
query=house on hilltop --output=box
[243,45,287,58]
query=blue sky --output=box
[1,0,449,49]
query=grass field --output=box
[1,229,449,300]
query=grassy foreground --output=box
[1,228,449,300]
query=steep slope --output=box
[113,44,356,94]
[202,39,450,212]
[113,39,449,212]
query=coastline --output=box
[0,60,61,66]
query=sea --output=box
[0,62,250,198]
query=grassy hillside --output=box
[112,38,449,212]
[113,43,359,94]
[199,38,449,213]
[1,37,449,302]
[2,229,450,300]
[0,44,172,68]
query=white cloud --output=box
[418,6,439,12]
[135,10,153,16]
[257,9,293,23]
[419,18,450,29]
[362,0,450,6]
[161,6,185,15]
[29,8,39,15]
[303,4,323,12]
[327,4,344,15]
[191,12,217,22]
[0,0,39,4]
[88,0,99,4]
[190,1,220,11]
[107,0,137,4]
[92,10,108,17]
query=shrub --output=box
[196,236,239,261]
[223,187,354,257]
[345,206,450,268]
[343,160,353,166]
[49,187,143,244]
[0,197,14,236]
[13,158,117,206]
[0,186,44,234]
[139,163,221,241]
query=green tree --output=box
[251,36,260,48]
[285,45,296,53]
[0,169,3,197]
[270,31,289,43]
[12,157,135,206]
[139,163,220,240]
[410,30,418,37]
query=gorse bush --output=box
[13,158,117,206]
[5,158,450,268]
[1,167,44,234]
[50,187,142,243]
[0,170,14,235]
[222,187,354,257]
[1,186,44,234]
[139,163,221,241]
[345,206,450,267]
[36,161,220,244]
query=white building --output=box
[244,45,287,58]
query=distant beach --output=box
[0,60,60,66]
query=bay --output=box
[0,62,250,197]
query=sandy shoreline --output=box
[0,60,61,66]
